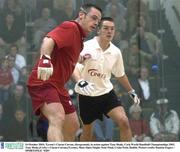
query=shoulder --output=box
[48,21,79,39]
[110,42,122,55]
[80,38,98,56]
[169,110,179,116]
[111,42,121,51]
[16,54,25,59]
[59,21,79,31]
[83,38,99,51]
[84,38,96,46]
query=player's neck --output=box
[97,37,110,51]
[75,19,89,35]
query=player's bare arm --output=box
[40,37,55,56]
[117,74,133,92]
[117,74,140,104]
[37,37,55,81]
[72,66,81,82]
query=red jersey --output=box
[0,68,13,85]
[27,21,86,95]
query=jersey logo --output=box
[88,69,106,79]
[83,53,91,59]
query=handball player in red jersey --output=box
[27,3,102,141]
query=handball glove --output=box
[128,89,140,105]
[75,79,95,95]
[37,54,53,81]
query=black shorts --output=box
[78,90,122,124]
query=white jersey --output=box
[76,37,125,96]
[150,110,180,136]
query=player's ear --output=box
[79,11,85,20]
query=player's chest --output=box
[85,51,116,71]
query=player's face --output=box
[98,21,115,42]
[80,7,101,33]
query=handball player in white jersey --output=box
[73,17,140,141]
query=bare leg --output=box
[80,123,94,141]
[63,112,80,141]
[41,102,65,141]
[108,106,132,141]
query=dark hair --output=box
[10,44,19,51]
[74,3,102,18]
[98,17,114,28]
[80,3,102,14]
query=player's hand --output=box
[75,79,95,95]
[128,89,140,105]
[37,54,53,81]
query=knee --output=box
[70,121,80,134]
[63,119,80,141]
[49,113,65,127]
[117,116,130,129]
[65,118,80,134]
